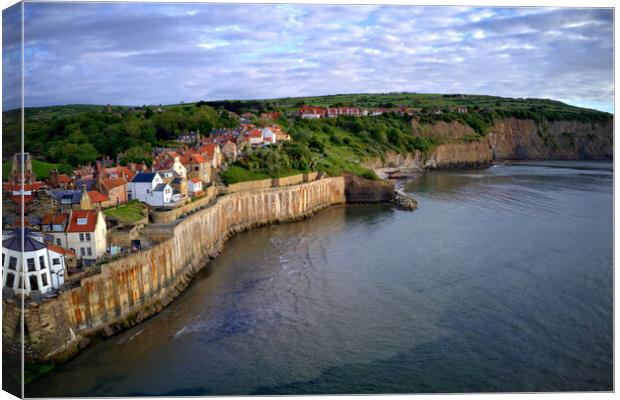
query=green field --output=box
[220,165,272,184]
[2,159,62,181]
[103,200,146,223]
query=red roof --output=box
[57,174,71,183]
[41,213,69,225]
[100,177,127,191]
[10,195,33,204]
[67,210,99,233]
[190,178,201,183]
[87,190,109,203]
[4,182,43,192]
[249,129,262,138]
[191,153,206,163]
[48,244,75,256]
[200,143,218,159]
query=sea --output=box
[26,160,613,396]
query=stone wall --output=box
[271,174,305,187]
[226,178,273,194]
[10,177,346,363]
[150,185,217,224]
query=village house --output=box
[171,156,187,179]
[199,143,223,169]
[39,210,107,264]
[259,111,280,120]
[170,177,188,200]
[98,177,129,206]
[222,141,238,163]
[40,213,70,247]
[188,178,203,196]
[86,190,109,210]
[186,153,211,184]
[48,189,90,212]
[129,172,179,207]
[297,105,326,119]
[326,107,368,118]
[177,131,202,145]
[2,228,70,295]
[48,169,73,189]
[66,210,107,263]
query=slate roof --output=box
[2,228,47,252]
[49,190,83,204]
[131,172,158,183]
[76,178,97,191]
[153,183,167,192]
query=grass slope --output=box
[2,159,61,181]
[103,200,146,223]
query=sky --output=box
[2,2,614,112]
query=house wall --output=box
[8,177,346,363]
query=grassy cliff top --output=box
[2,92,612,182]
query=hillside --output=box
[2,93,613,182]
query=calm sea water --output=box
[27,161,613,396]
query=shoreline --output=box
[6,177,397,369]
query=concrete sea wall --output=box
[4,177,346,363]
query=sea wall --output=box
[5,177,346,363]
[150,185,218,224]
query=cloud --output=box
[1,3,613,112]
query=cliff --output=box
[368,117,612,172]
[4,177,347,363]
[344,174,395,203]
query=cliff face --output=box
[488,118,613,160]
[344,174,395,203]
[369,117,612,172]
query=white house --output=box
[2,228,68,295]
[261,127,277,144]
[171,156,187,179]
[66,210,107,263]
[129,172,177,206]
[188,178,203,195]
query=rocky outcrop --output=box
[344,173,395,203]
[368,117,613,174]
[392,189,417,211]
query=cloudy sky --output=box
[2,2,614,112]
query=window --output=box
[5,273,15,288]
[85,233,91,241]
[79,233,85,242]
[18,277,23,289]
[87,248,92,256]
[29,276,39,291]
[27,258,36,272]
[2,253,4,266]
[39,256,46,270]
[8,257,17,271]
[77,217,88,225]
[53,224,63,232]
[52,258,61,265]
[41,274,48,287]
[56,238,61,246]
[80,248,86,256]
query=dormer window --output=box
[77,217,88,225]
